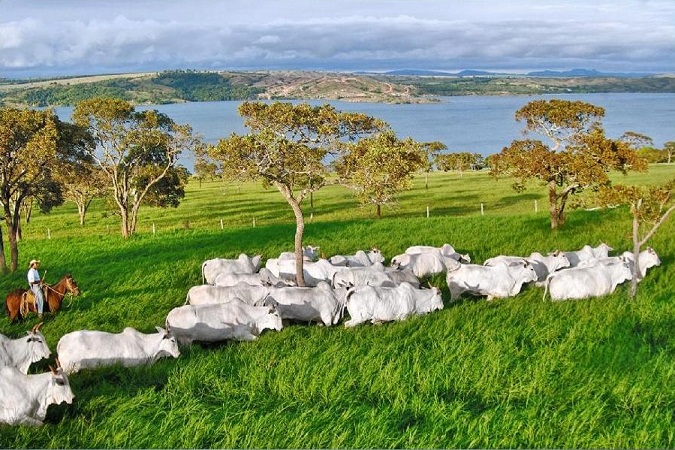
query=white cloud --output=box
[2,0,674,77]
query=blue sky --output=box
[2,0,674,78]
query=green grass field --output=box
[1,165,675,448]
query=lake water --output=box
[56,93,675,172]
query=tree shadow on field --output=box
[494,192,541,207]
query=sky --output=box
[2,0,675,79]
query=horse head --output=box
[64,274,81,296]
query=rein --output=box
[43,279,77,308]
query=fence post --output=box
[220,219,224,229]
[152,223,156,235]
[480,203,484,216]
[253,217,256,227]
[47,228,51,239]
[426,206,430,218]
[534,200,539,213]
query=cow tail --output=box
[543,274,552,302]
[201,262,207,284]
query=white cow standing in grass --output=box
[56,327,180,374]
[344,282,443,327]
[0,363,74,426]
[446,261,538,301]
[166,299,283,345]
[543,259,632,301]
[0,322,51,374]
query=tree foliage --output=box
[0,108,85,271]
[72,97,199,238]
[490,99,647,229]
[436,152,484,176]
[335,131,426,217]
[210,101,386,286]
[597,179,675,298]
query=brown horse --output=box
[5,274,81,321]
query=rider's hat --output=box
[29,259,40,267]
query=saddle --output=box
[20,287,46,317]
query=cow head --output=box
[26,322,51,365]
[155,326,181,360]
[48,360,75,406]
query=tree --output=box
[335,131,426,218]
[72,98,200,238]
[597,179,675,298]
[490,99,647,229]
[419,141,446,189]
[209,101,385,286]
[436,152,483,177]
[0,108,83,272]
[664,141,675,164]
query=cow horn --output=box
[55,357,61,368]
[49,365,56,375]
[31,321,44,333]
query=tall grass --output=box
[1,166,674,448]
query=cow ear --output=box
[156,326,167,335]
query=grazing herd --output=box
[0,242,662,426]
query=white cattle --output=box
[165,299,283,345]
[344,282,443,327]
[329,249,384,267]
[263,281,349,326]
[446,261,538,301]
[403,243,471,263]
[564,243,613,267]
[0,364,74,426]
[213,268,292,288]
[383,266,421,288]
[332,263,396,288]
[544,260,632,301]
[185,283,270,306]
[277,245,321,262]
[56,327,180,374]
[0,322,51,374]
[484,250,571,285]
[202,253,263,284]
[578,248,661,282]
[390,251,461,278]
[277,258,342,287]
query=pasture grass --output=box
[1,165,675,448]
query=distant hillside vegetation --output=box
[1,70,674,107]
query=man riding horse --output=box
[27,259,45,319]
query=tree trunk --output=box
[0,225,7,273]
[7,220,19,273]
[120,207,130,238]
[630,214,641,299]
[277,183,306,287]
[78,202,86,226]
[548,182,562,230]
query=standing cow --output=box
[0,322,51,374]
[344,282,443,327]
[166,299,283,345]
[56,327,180,374]
[0,363,74,426]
